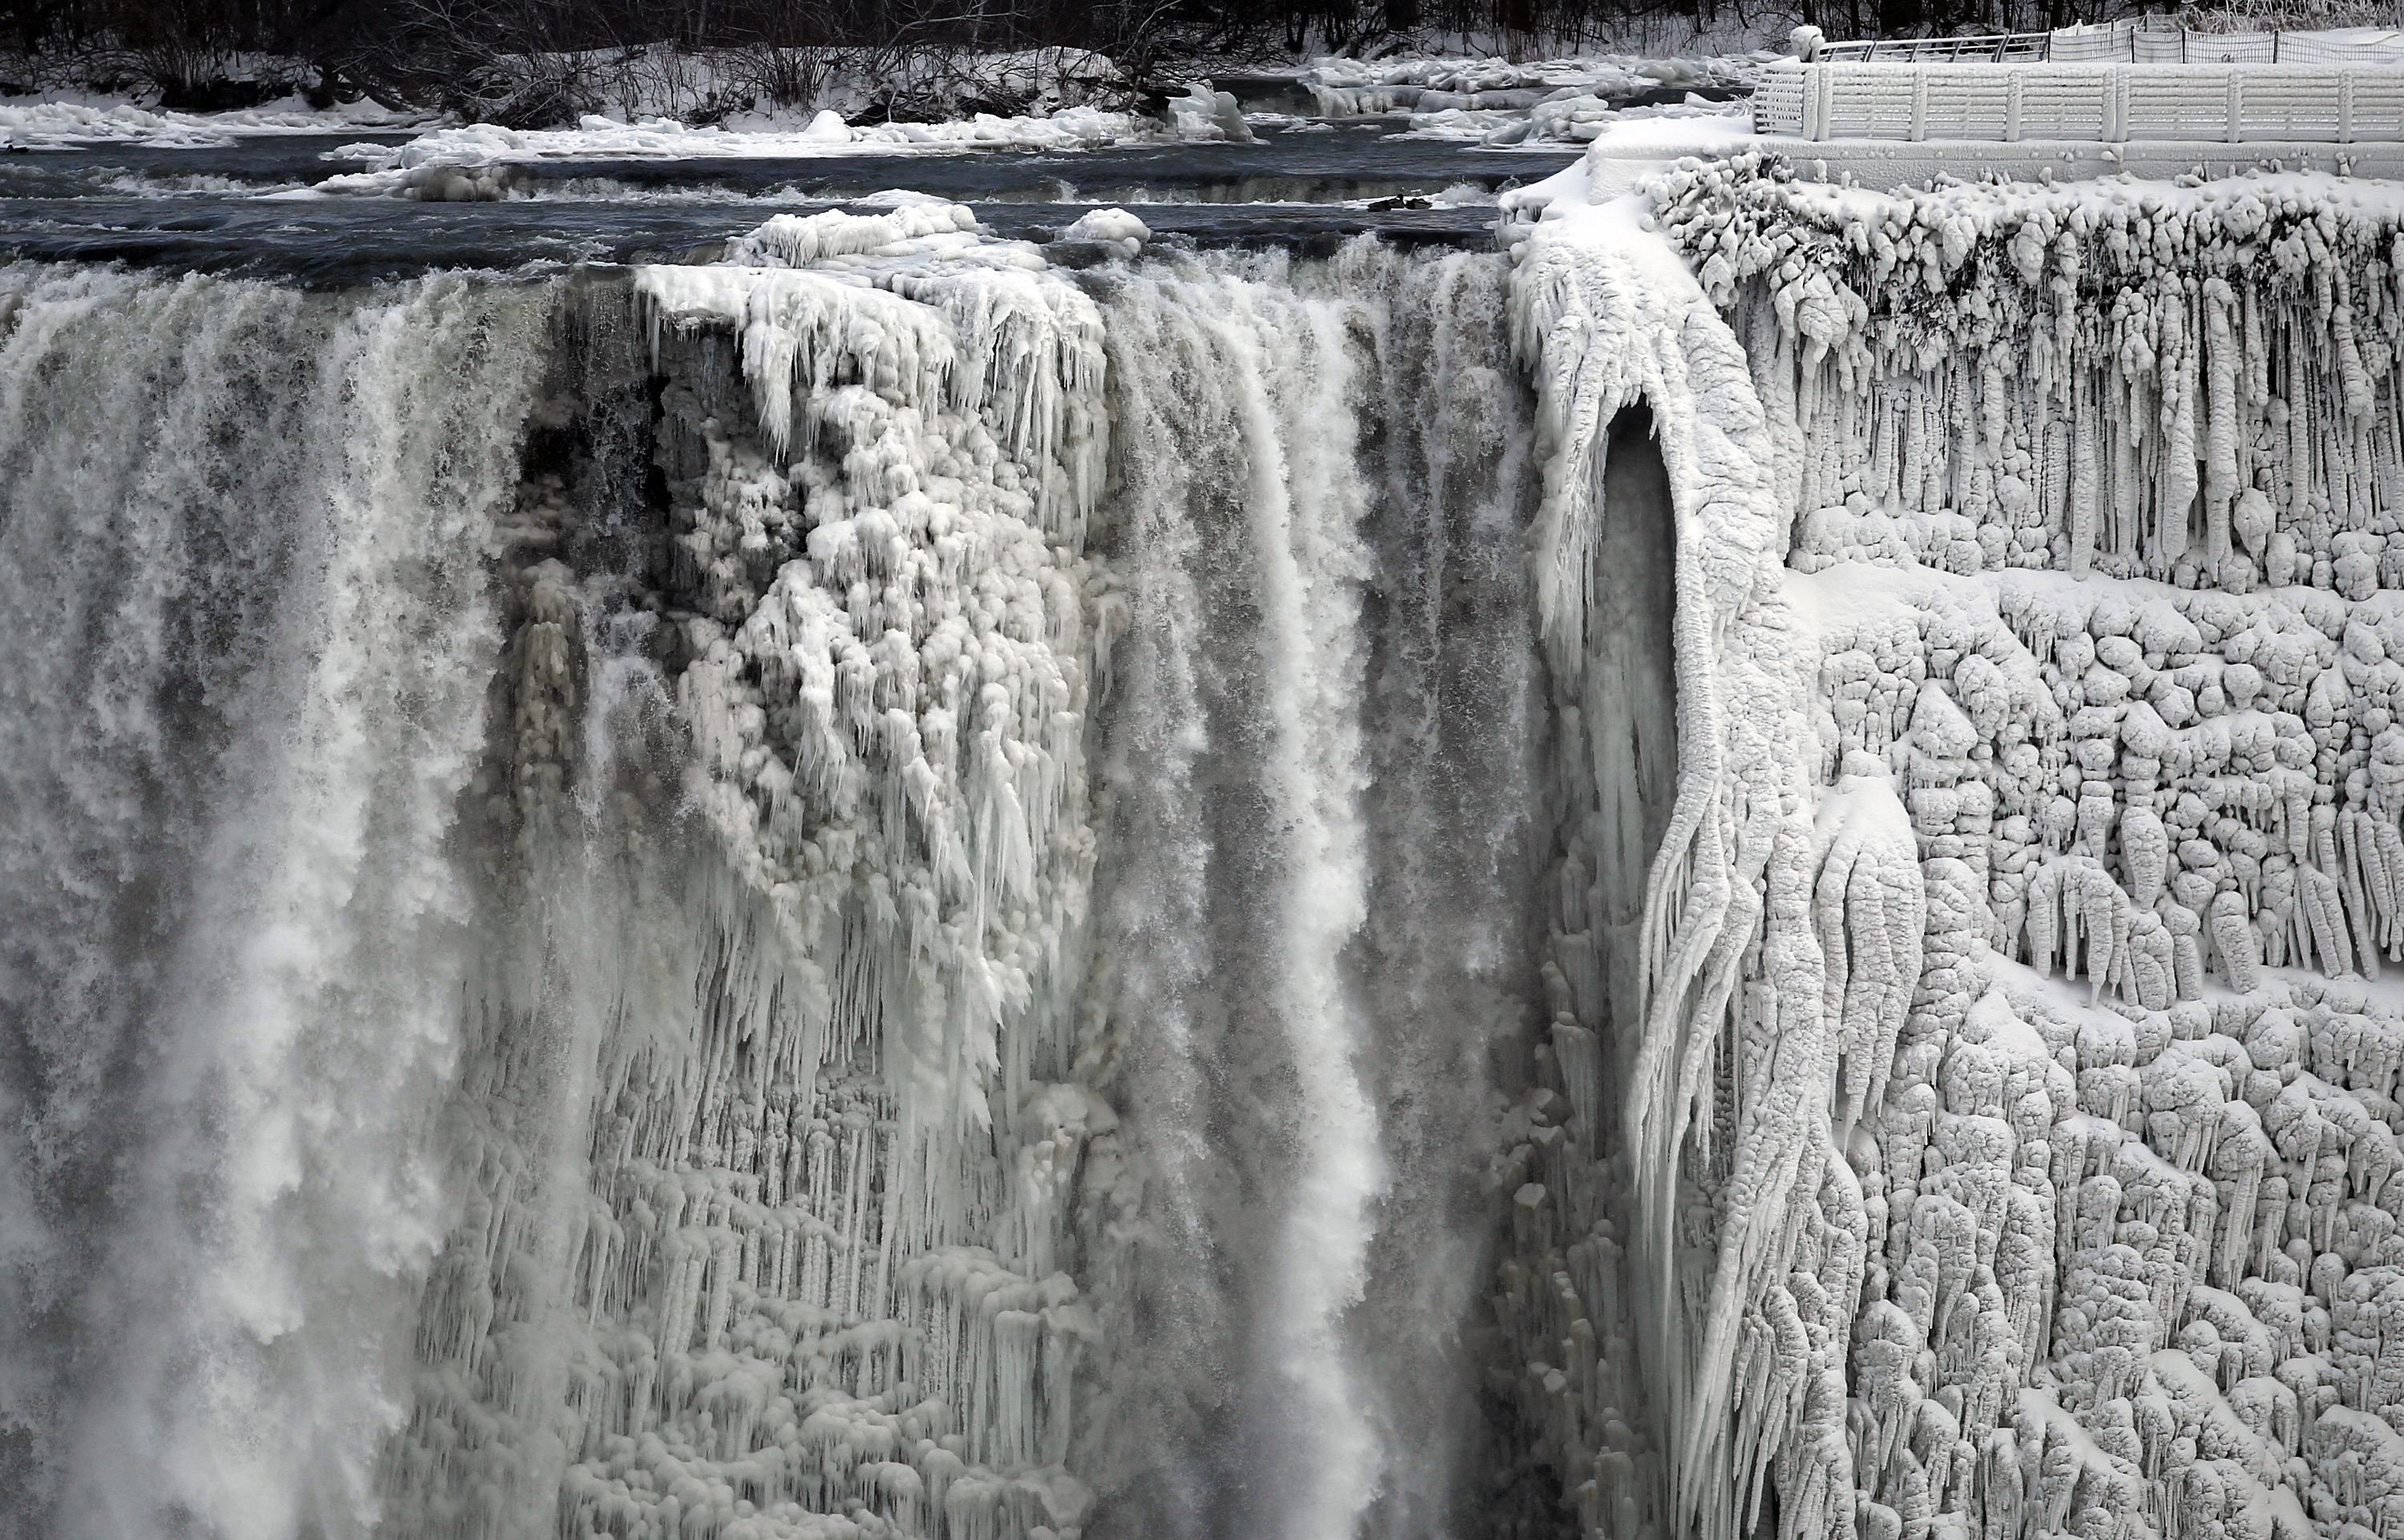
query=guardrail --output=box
[1811,22,2404,67]
[1814,30,2054,62]
[1753,57,2404,143]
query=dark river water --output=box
[0,118,1596,279]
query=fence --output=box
[1754,57,2404,142]
[1813,21,2404,67]
[1813,30,2054,62]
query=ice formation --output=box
[1164,83,1256,143]
[1301,51,1757,119]
[1474,149,2404,1540]
[27,97,2404,1540]
[0,92,425,147]
[325,206,1537,1540]
[325,103,1156,183]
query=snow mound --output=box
[0,92,423,149]
[335,102,1156,176]
[1166,82,1256,143]
[1059,206,1150,256]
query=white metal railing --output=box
[1754,57,2404,143]
[1813,30,2054,62]
[1811,21,2404,67]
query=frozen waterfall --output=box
[21,148,2404,1540]
[0,224,1564,1540]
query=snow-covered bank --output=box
[1301,48,1762,114]
[1300,49,1765,147]
[0,91,425,148]
[336,103,1159,169]
[2,45,1772,158]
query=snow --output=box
[1165,83,1256,144]
[1056,207,1149,256]
[0,91,425,148]
[1294,50,1765,149]
[340,103,1154,170]
[1301,49,1764,113]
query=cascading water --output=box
[0,265,555,1540]
[50,119,2404,1540]
[1084,244,1543,1540]
[0,224,1584,1540]
[21,131,2404,1540]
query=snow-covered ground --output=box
[1300,46,1761,105]
[1301,49,1765,142]
[0,92,427,148]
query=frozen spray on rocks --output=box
[1480,148,2404,1540]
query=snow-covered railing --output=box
[2055,17,2404,65]
[1812,20,2404,66]
[1754,57,2404,142]
[1813,30,2053,62]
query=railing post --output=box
[2228,69,2243,142]
[1912,69,1928,139]
[2007,70,2023,140]
[2343,72,2356,143]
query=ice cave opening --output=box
[1592,401,1683,1029]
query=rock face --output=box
[1488,155,2404,1540]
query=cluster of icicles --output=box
[372,155,2404,1540]
[405,201,1120,1540]
[1658,155,2404,594]
[1483,153,2404,1540]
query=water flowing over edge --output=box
[21,154,2404,1540]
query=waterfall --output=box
[21,155,2404,1540]
[0,265,555,1540]
[0,223,1580,1540]
[1084,244,1543,1540]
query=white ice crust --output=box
[1495,147,2404,1540]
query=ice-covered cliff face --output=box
[1498,155,2404,1540]
[0,217,1567,1540]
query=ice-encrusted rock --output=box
[1489,155,2404,1540]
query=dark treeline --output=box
[0,0,2117,113]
